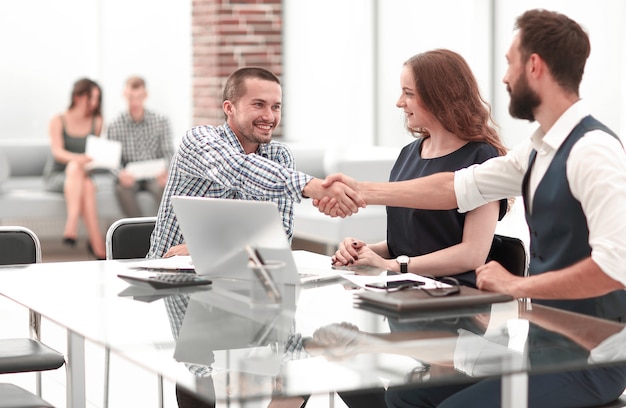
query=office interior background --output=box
[0,2,625,406]
[1,0,624,151]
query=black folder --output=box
[354,285,514,313]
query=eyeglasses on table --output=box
[384,276,461,297]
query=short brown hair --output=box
[515,9,590,95]
[126,76,146,90]
[222,67,280,119]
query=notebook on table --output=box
[170,196,348,285]
[354,285,514,313]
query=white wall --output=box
[0,0,192,143]
[2,1,624,151]
[376,0,493,148]
[492,0,626,147]
[283,0,626,150]
[282,0,376,148]
[284,0,495,149]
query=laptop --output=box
[170,196,348,285]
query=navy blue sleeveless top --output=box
[387,138,503,287]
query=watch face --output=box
[397,255,409,264]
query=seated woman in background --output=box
[44,78,106,259]
[333,49,508,288]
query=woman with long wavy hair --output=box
[332,49,508,286]
[330,47,510,408]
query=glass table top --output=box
[0,258,625,405]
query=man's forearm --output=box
[359,172,457,210]
[514,258,624,299]
[521,305,623,351]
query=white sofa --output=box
[0,139,529,248]
[0,138,396,243]
[287,143,401,253]
[0,138,157,238]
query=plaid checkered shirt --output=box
[147,123,312,259]
[107,110,175,166]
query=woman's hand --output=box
[331,238,394,271]
[71,153,92,167]
[331,237,365,266]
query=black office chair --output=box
[0,226,66,407]
[104,216,162,408]
[487,234,528,277]
[596,394,626,407]
[105,216,157,260]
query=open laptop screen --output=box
[171,196,299,284]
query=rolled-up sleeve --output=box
[454,165,490,213]
[454,143,529,213]
[569,133,626,286]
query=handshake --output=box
[303,174,364,218]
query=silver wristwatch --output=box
[396,255,410,273]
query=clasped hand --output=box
[304,174,364,217]
[331,238,390,270]
[307,173,362,218]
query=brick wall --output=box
[192,0,283,132]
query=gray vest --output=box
[522,115,626,320]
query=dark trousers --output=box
[339,388,388,408]
[385,366,626,408]
[116,179,163,217]
[176,382,215,408]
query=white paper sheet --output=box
[124,158,167,180]
[342,272,447,291]
[85,136,122,171]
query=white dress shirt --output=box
[454,100,626,285]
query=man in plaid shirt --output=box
[148,67,363,259]
[108,76,174,217]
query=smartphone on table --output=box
[365,279,425,290]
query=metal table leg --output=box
[502,372,527,408]
[67,330,86,408]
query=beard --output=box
[508,73,541,122]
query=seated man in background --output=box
[108,76,175,217]
[147,67,363,259]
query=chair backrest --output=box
[105,216,157,260]
[487,234,527,277]
[0,226,42,265]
